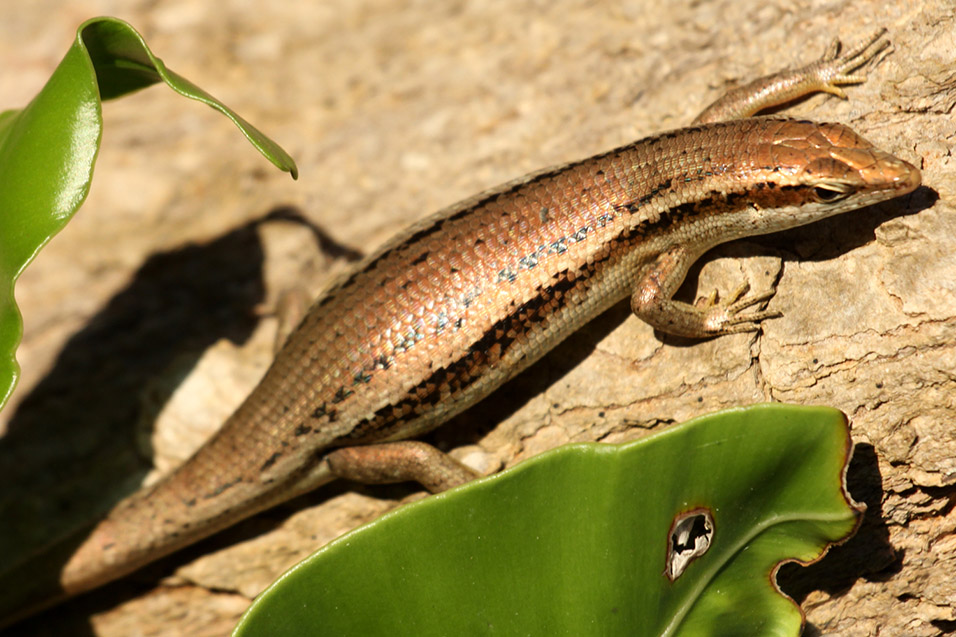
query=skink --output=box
[0,29,920,624]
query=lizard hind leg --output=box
[325,441,481,494]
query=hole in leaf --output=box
[665,508,714,581]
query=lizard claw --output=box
[811,28,892,98]
[700,284,781,335]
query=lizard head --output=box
[726,118,922,232]
[798,121,920,207]
[769,119,919,219]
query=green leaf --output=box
[0,16,297,410]
[234,404,860,637]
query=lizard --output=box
[0,28,920,626]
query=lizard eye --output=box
[813,185,852,203]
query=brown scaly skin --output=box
[0,30,919,626]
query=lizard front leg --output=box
[693,29,891,124]
[631,247,779,338]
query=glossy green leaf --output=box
[0,16,297,410]
[234,404,860,637]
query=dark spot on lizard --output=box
[261,451,282,470]
[353,371,372,384]
[549,237,568,254]
[204,478,240,499]
[332,387,353,403]
[497,267,518,283]
[518,245,547,271]
[435,311,448,334]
